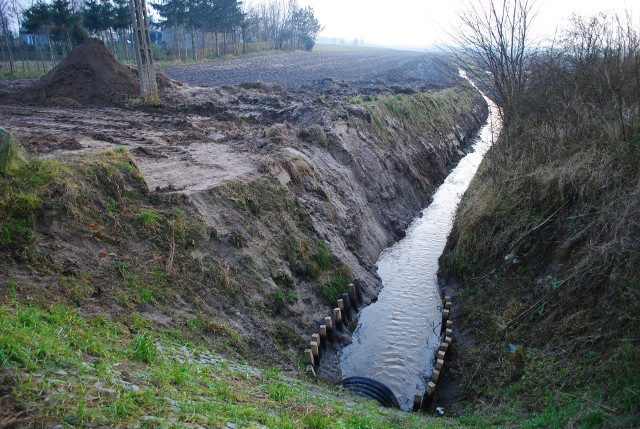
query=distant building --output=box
[19,29,49,49]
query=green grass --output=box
[106,196,118,213]
[132,332,157,363]
[0,159,66,249]
[316,241,331,269]
[137,209,161,230]
[321,275,349,306]
[0,302,446,428]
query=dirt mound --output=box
[21,39,139,106]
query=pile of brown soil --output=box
[21,38,139,106]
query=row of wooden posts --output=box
[413,296,454,412]
[304,283,363,370]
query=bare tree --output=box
[452,0,537,122]
[0,0,15,73]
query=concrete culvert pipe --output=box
[342,377,400,409]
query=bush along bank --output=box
[440,15,640,428]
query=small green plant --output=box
[106,197,118,213]
[306,261,320,278]
[113,146,128,153]
[132,332,157,363]
[316,241,331,269]
[5,280,17,300]
[231,231,244,248]
[138,209,161,230]
[140,288,154,303]
[349,94,364,104]
[113,259,129,277]
[267,382,290,402]
[273,289,286,310]
[120,162,134,173]
[209,227,218,240]
[322,275,349,305]
[0,218,35,246]
[233,198,245,210]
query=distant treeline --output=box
[0,0,321,74]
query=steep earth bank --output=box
[438,52,640,426]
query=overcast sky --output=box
[295,0,636,49]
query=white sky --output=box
[296,0,637,49]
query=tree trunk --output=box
[242,25,246,55]
[223,31,226,55]
[172,24,180,61]
[18,38,27,71]
[107,28,115,57]
[190,27,196,60]
[45,29,56,65]
[1,19,15,73]
[67,30,73,54]
[214,28,219,56]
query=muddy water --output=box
[339,78,501,409]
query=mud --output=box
[19,39,139,106]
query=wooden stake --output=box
[319,325,327,350]
[444,295,452,302]
[439,342,449,352]
[348,283,358,309]
[445,336,453,344]
[324,316,333,342]
[304,349,315,366]
[442,309,450,320]
[334,308,343,331]
[312,334,321,358]
[435,359,444,371]
[437,350,446,361]
[446,320,453,329]
[430,369,440,383]
[341,293,352,322]
[310,341,319,362]
[338,299,349,324]
[413,391,423,412]
[444,301,452,310]
[425,381,436,397]
[445,328,453,338]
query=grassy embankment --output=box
[441,16,640,428]
[1,302,449,428]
